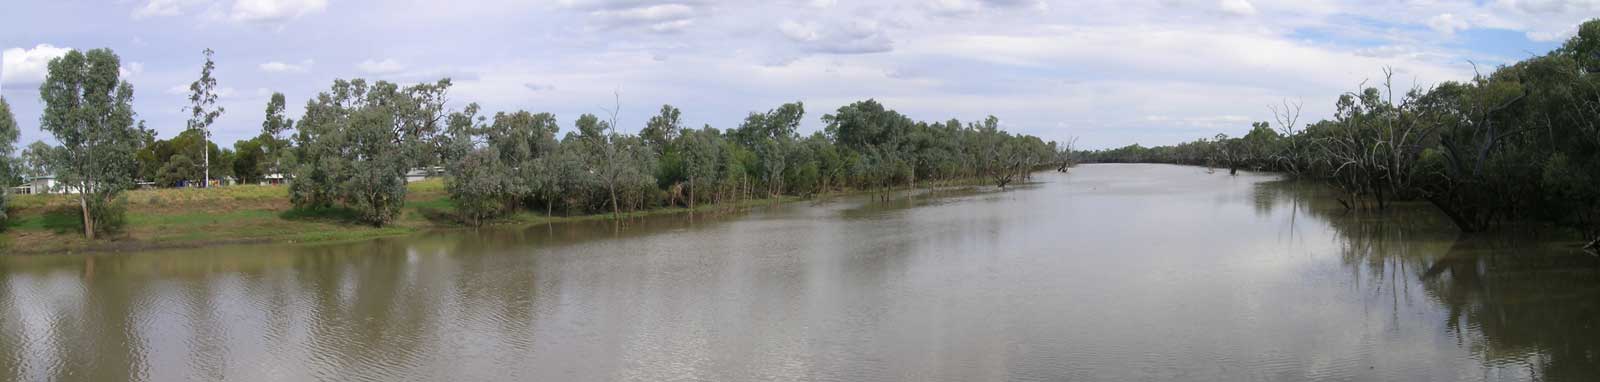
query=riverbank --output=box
[0,179,802,255]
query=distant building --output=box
[405,166,444,183]
[262,173,288,185]
[13,175,81,195]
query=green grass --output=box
[0,178,800,255]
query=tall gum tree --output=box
[186,48,225,188]
[38,49,144,239]
[0,97,18,225]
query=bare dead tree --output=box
[1269,98,1303,175]
[596,89,624,221]
[1056,136,1078,172]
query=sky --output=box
[0,0,1589,151]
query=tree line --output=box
[1082,19,1600,248]
[0,47,1071,237]
[436,97,1070,226]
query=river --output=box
[2,163,1596,381]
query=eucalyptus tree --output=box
[969,116,1015,187]
[734,102,804,196]
[1055,136,1079,172]
[644,105,687,200]
[0,97,17,225]
[551,138,596,215]
[157,155,199,187]
[448,146,516,226]
[1074,18,1600,239]
[1269,99,1306,175]
[232,138,265,184]
[641,104,682,154]
[19,141,56,180]
[185,48,225,188]
[260,92,295,177]
[675,126,721,208]
[135,128,222,186]
[290,78,455,226]
[613,134,660,211]
[575,113,622,219]
[38,49,146,239]
[801,132,844,192]
[0,97,16,157]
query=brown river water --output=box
[2,163,1597,381]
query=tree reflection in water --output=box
[1255,179,1600,381]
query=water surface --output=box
[3,164,1597,381]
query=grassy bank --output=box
[0,179,796,255]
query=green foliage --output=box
[157,155,198,187]
[186,48,226,187]
[289,78,453,226]
[0,97,16,227]
[260,92,296,178]
[447,147,516,226]
[641,104,682,152]
[430,96,1057,220]
[0,97,16,158]
[87,196,129,235]
[1082,22,1600,240]
[232,138,266,184]
[38,48,143,239]
[136,128,227,185]
[1561,19,1600,73]
[19,141,55,180]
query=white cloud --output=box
[259,59,313,73]
[121,62,146,79]
[1426,13,1470,35]
[230,0,327,24]
[927,0,983,14]
[357,59,405,74]
[980,0,1045,10]
[131,0,206,19]
[927,0,1045,15]
[131,0,325,25]
[779,19,893,54]
[779,20,820,42]
[1219,0,1257,16]
[579,2,701,33]
[8,0,1584,150]
[2,44,72,87]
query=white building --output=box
[14,175,81,195]
[262,173,288,185]
[405,167,444,183]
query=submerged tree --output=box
[1078,18,1600,242]
[448,146,516,226]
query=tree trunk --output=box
[80,196,95,240]
[689,176,696,210]
[204,141,210,189]
[609,184,620,221]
